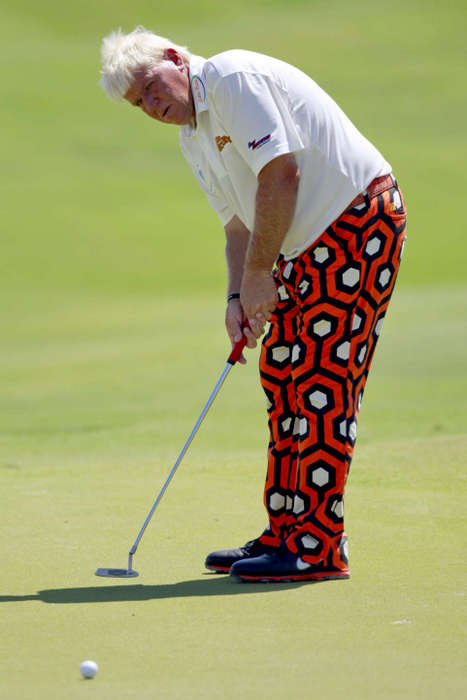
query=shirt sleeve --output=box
[207,194,235,226]
[210,71,305,177]
[195,170,235,226]
[179,133,235,226]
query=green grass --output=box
[1,0,466,698]
[2,290,466,699]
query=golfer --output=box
[100,27,406,583]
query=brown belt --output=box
[347,173,396,210]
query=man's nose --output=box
[142,93,158,116]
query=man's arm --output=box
[224,215,257,363]
[225,215,250,299]
[241,153,300,336]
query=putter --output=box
[95,326,249,578]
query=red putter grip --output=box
[227,322,250,364]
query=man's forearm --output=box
[225,216,251,295]
[245,154,300,273]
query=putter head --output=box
[95,567,139,578]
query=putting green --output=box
[2,290,466,699]
[1,0,466,697]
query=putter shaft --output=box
[128,360,234,559]
[95,330,248,578]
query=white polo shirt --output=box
[179,51,391,260]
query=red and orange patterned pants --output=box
[259,182,406,573]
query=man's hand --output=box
[240,268,277,341]
[225,298,251,363]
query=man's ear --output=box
[166,48,183,66]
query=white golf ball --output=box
[80,660,98,679]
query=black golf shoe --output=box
[229,545,350,583]
[205,530,279,573]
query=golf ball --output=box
[80,660,98,679]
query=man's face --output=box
[125,49,195,126]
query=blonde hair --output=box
[100,26,191,101]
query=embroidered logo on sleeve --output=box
[248,134,271,150]
[216,135,232,152]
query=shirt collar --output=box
[189,54,209,117]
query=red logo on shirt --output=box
[248,134,271,150]
[216,135,232,152]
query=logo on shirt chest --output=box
[216,135,232,152]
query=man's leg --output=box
[286,185,406,573]
[231,183,406,581]
[204,261,299,571]
[259,278,300,545]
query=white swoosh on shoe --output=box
[296,558,312,571]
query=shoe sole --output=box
[231,572,350,583]
[205,564,231,573]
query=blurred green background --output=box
[1,1,466,699]
[2,0,466,300]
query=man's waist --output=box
[346,174,396,210]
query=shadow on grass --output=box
[0,575,309,604]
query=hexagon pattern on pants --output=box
[259,185,407,573]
